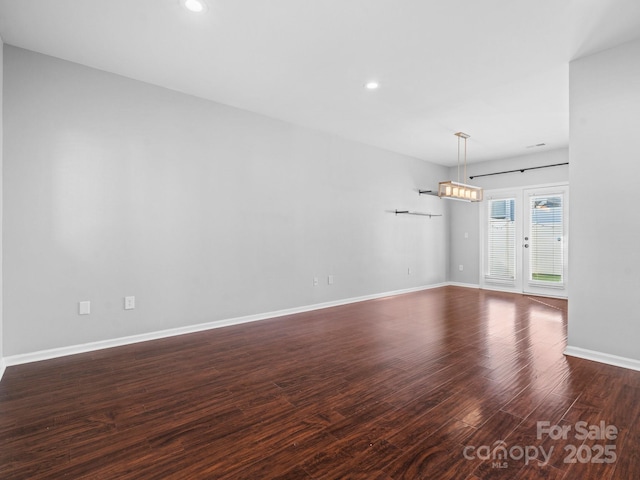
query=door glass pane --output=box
[529,194,563,283]
[487,198,516,279]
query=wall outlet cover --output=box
[79,301,91,315]
[124,296,136,310]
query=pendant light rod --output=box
[454,132,470,183]
[457,133,461,183]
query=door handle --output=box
[524,244,529,248]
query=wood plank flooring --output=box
[1,286,639,479]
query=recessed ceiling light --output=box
[365,81,380,90]
[184,0,206,13]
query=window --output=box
[528,194,564,284]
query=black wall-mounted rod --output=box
[418,189,438,196]
[395,210,442,218]
[468,162,568,180]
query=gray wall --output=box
[3,46,449,356]
[448,148,569,285]
[569,38,640,362]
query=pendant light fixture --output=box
[438,132,483,202]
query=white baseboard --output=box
[564,346,640,372]
[0,359,6,382]
[3,283,447,368]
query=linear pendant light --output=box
[438,132,483,202]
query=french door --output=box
[480,184,569,298]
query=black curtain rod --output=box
[468,162,568,180]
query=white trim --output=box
[3,283,447,367]
[0,359,6,382]
[564,346,640,372]
[480,284,521,295]
[482,182,570,198]
[483,276,517,288]
[446,282,479,289]
[522,291,568,300]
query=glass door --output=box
[522,186,568,297]
[482,192,522,293]
[481,185,568,298]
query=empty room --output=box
[1,1,639,479]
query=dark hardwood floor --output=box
[1,286,639,479]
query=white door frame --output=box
[479,182,569,298]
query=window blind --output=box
[529,195,563,283]
[487,198,516,279]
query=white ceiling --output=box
[1,0,640,166]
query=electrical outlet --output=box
[328,275,334,285]
[79,301,91,315]
[124,296,136,310]
[407,267,412,275]
[459,265,464,272]
[313,277,319,286]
